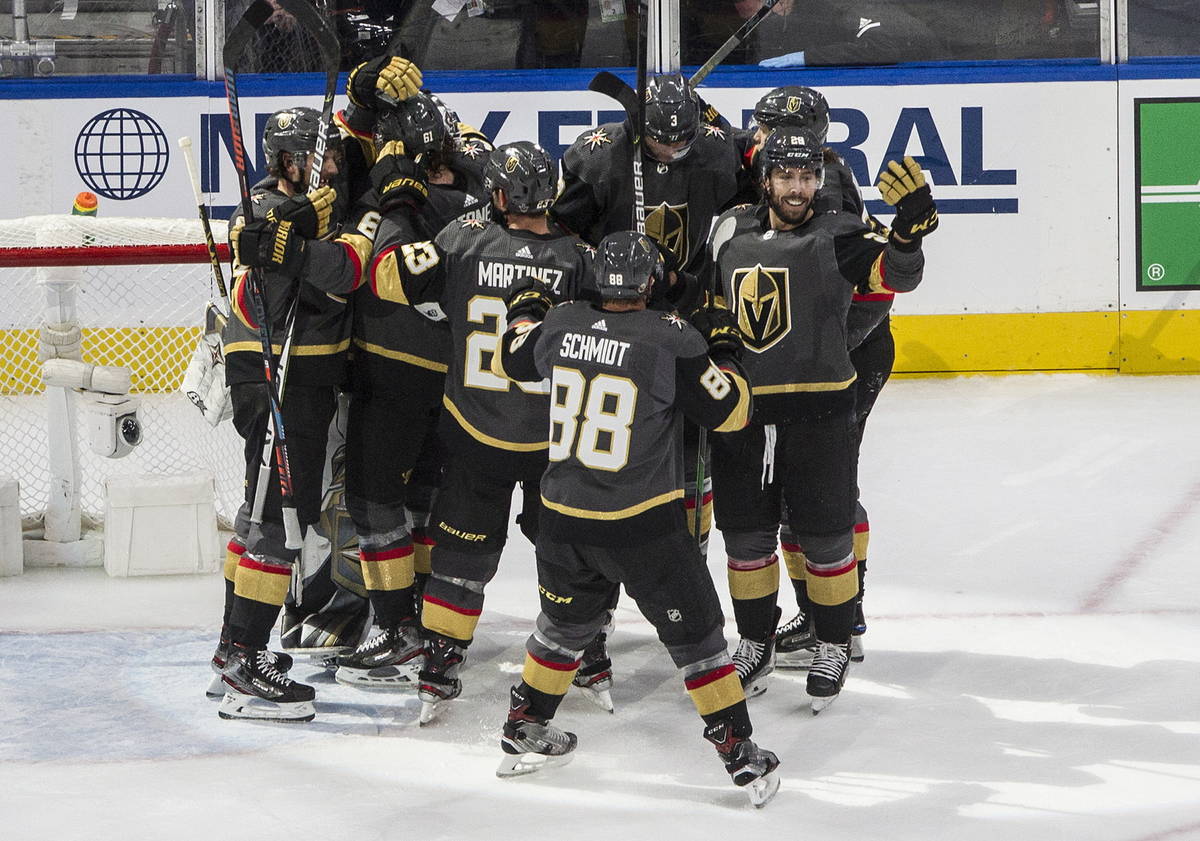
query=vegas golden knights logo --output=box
[645,201,689,269]
[732,264,790,352]
[786,96,801,113]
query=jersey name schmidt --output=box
[558,332,631,367]
[477,261,565,293]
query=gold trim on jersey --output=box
[443,396,549,452]
[713,369,752,432]
[223,338,351,356]
[352,338,449,373]
[371,251,410,305]
[752,375,856,394]
[541,489,683,521]
[337,231,374,270]
[732,264,790,352]
[866,253,888,294]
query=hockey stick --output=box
[688,0,781,89]
[178,135,230,314]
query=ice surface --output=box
[2,374,1198,840]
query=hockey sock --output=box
[519,652,578,713]
[684,483,713,553]
[411,527,434,579]
[359,540,417,626]
[685,661,745,720]
[700,698,752,738]
[805,552,858,644]
[727,554,779,640]
[512,679,568,721]
[221,537,245,631]
[854,503,869,631]
[780,538,810,612]
[229,554,291,649]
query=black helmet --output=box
[758,126,825,184]
[644,72,700,151]
[374,92,449,161]
[426,92,462,145]
[595,231,664,300]
[752,86,830,145]
[263,106,341,178]
[484,142,557,214]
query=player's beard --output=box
[766,185,812,227]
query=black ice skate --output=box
[218,644,315,722]
[703,720,781,808]
[732,608,780,698]
[496,686,578,778]
[807,639,851,715]
[773,610,817,670]
[570,631,614,713]
[417,635,464,725]
[206,636,293,698]
[334,624,422,690]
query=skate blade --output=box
[850,636,864,663]
[810,692,840,715]
[746,771,781,808]
[418,699,444,726]
[205,673,225,699]
[575,684,614,713]
[217,691,315,723]
[281,645,352,657]
[334,664,420,691]
[496,751,574,778]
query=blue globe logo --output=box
[74,108,170,200]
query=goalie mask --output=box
[484,142,557,214]
[263,106,342,184]
[752,86,830,145]
[644,72,700,161]
[595,231,664,301]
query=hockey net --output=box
[0,214,243,529]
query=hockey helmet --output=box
[595,231,665,300]
[426,91,463,145]
[374,92,449,161]
[263,106,341,178]
[758,126,825,185]
[644,72,700,153]
[753,86,830,144]
[484,142,557,214]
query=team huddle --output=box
[206,53,939,808]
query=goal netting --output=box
[0,213,243,530]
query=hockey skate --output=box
[807,640,851,715]
[207,637,293,698]
[773,610,817,670]
[279,602,368,660]
[732,608,780,698]
[496,686,578,778]
[703,720,781,808]
[570,631,614,713]
[417,635,464,725]
[334,624,422,690]
[218,644,316,723]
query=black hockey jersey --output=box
[495,301,751,545]
[710,203,924,424]
[551,120,740,276]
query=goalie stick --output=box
[178,135,230,313]
[223,0,341,550]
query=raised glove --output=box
[505,278,554,324]
[689,305,744,361]
[347,56,422,109]
[265,185,339,239]
[233,219,307,276]
[877,156,939,240]
[369,140,430,211]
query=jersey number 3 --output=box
[549,367,637,472]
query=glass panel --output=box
[683,0,1101,68]
[1127,0,1200,58]
[0,0,196,77]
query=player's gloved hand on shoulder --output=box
[347,55,422,110]
[505,278,554,324]
[232,219,307,276]
[690,305,744,361]
[265,185,339,240]
[370,140,430,211]
[877,156,939,241]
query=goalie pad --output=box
[181,302,232,426]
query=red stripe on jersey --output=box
[853,292,895,302]
[685,663,736,691]
[683,491,714,511]
[780,541,802,553]
[235,277,260,329]
[422,595,481,617]
[854,522,870,534]
[341,240,364,291]
[807,558,858,578]
[528,651,581,672]
[237,556,291,576]
[360,545,414,563]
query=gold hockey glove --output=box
[265,185,339,240]
[347,56,423,109]
[876,156,939,240]
[369,141,430,211]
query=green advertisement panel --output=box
[1136,97,1200,291]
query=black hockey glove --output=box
[369,141,430,212]
[689,305,744,362]
[265,185,339,240]
[505,278,554,324]
[877,156,939,241]
[346,55,422,110]
[233,219,307,276]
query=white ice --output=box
[2,373,1199,841]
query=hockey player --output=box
[352,141,597,719]
[489,231,779,807]
[708,126,936,713]
[213,106,379,721]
